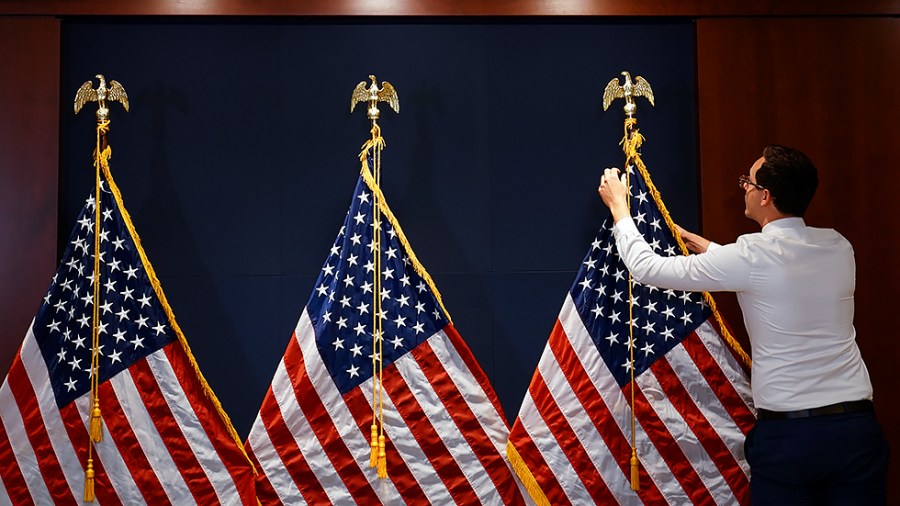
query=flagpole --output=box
[74,74,129,502]
[603,71,656,492]
[351,75,399,479]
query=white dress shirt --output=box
[613,216,873,411]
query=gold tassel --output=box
[377,434,387,479]
[84,457,96,502]
[90,397,102,442]
[369,424,379,468]
[630,450,640,491]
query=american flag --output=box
[508,162,756,505]
[0,169,256,504]
[245,156,525,504]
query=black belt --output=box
[757,400,873,421]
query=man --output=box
[597,145,888,505]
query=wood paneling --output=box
[697,17,900,501]
[0,0,897,16]
[0,17,60,375]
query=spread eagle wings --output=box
[73,80,97,114]
[602,78,625,111]
[632,75,655,106]
[73,79,130,113]
[350,80,400,113]
[107,80,130,111]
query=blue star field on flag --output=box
[33,180,175,408]
[306,172,449,395]
[571,164,710,387]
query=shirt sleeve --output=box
[612,217,751,292]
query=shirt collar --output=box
[761,216,806,234]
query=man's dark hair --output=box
[755,144,819,217]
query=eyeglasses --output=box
[738,175,766,191]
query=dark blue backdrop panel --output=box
[60,19,697,435]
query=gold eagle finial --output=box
[602,71,654,118]
[74,74,129,121]
[350,75,399,122]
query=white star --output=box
[610,290,623,304]
[68,356,82,370]
[605,332,619,346]
[76,315,90,328]
[347,365,360,378]
[613,269,625,282]
[661,327,675,340]
[634,212,647,225]
[343,274,355,287]
[393,315,407,328]
[332,337,345,350]
[135,315,149,328]
[131,336,145,349]
[124,266,138,280]
[358,191,370,203]
[109,350,122,364]
[400,274,410,287]
[64,377,78,391]
[415,301,426,313]
[635,190,648,204]
[361,281,373,294]
[583,257,597,270]
[679,292,693,304]
[644,301,658,314]
[622,359,634,372]
[353,212,366,225]
[330,244,341,256]
[381,288,391,301]
[99,229,110,243]
[641,342,655,356]
[112,237,125,250]
[397,294,410,308]
[417,281,427,293]
[316,283,329,296]
[413,321,425,334]
[591,238,601,250]
[390,335,405,348]
[661,306,675,320]
[642,321,655,335]
[432,308,442,320]
[56,348,67,361]
[121,287,134,302]
[336,317,348,329]
[354,322,367,336]
[340,296,352,308]
[591,304,603,319]
[357,301,370,314]
[349,343,363,357]
[578,277,592,291]
[680,311,693,325]
[664,289,677,300]
[152,322,166,336]
[323,264,335,277]
[364,260,375,273]
[649,238,661,251]
[47,319,62,333]
[138,293,152,308]
[382,267,394,280]
[385,247,398,260]
[609,310,621,324]
[108,258,121,272]
[594,284,607,296]
[650,218,661,231]
[80,291,93,307]
[350,233,362,245]
[78,216,91,229]
[98,321,108,335]
[347,254,358,267]
[387,228,397,240]
[114,329,127,342]
[665,245,677,256]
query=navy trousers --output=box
[744,410,889,505]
